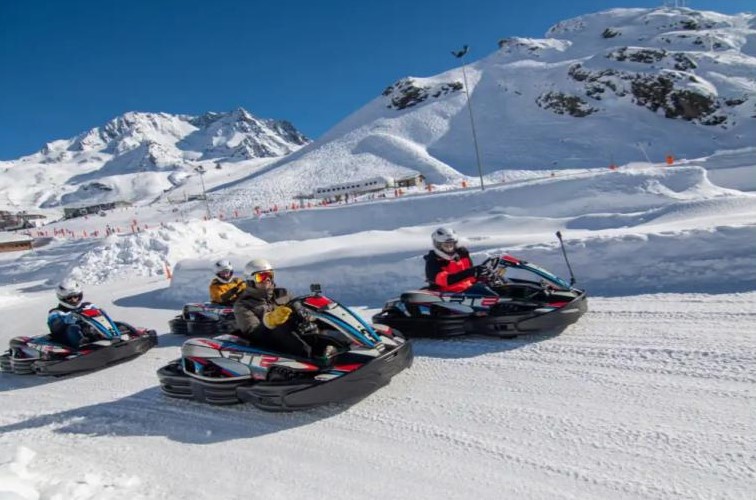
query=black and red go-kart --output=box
[169,302,236,336]
[157,286,413,411]
[373,252,588,339]
[0,305,158,376]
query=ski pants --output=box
[51,324,84,348]
[246,324,313,359]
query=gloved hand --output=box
[475,257,501,280]
[295,318,318,335]
[63,313,78,325]
[474,265,494,280]
[263,305,292,329]
[82,327,100,343]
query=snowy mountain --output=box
[0,109,308,211]
[216,6,755,208]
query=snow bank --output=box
[0,447,142,500]
[67,220,266,284]
[163,223,756,306]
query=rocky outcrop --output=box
[383,78,463,110]
[536,91,597,117]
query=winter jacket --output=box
[424,247,477,292]
[209,277,246,305]
[47,302,94,338]
[233,286,291,339]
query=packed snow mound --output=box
[0,446,142,500]
[163,222,756,306]
[67,220,266,284]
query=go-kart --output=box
[0,305,158,376]
[168,302,236,336]
[157,285,413,411]
[373,234,587,338]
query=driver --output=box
[209,259,246,306]
[425,227,495,294]
[233,259,318,359]
[47,279,100,348]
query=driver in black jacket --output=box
[233,258,327,359]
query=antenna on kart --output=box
[555,231,576,286]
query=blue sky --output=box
[0,0,752,160]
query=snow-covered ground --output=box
[1,286,754,500]
[1,143,755,498]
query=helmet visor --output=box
[217,270,233,280]
[252,270,275,284]
[439,241,457,253]
[63,293,83,306]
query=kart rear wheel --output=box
[169,316,189,335]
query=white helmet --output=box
[432,227,459,257]
[214,259,234,283]
[243,258,274,285]
[56,279,83,309]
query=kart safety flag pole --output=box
[555,231,576,286]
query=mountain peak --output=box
[2,108,311,209]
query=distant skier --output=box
[208,259,246,306]
[47,279,100,348]
[424,227,495,293]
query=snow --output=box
[0,447,142,500]
[2,143,755,498]
[1,6,755,500]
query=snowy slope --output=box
[210,6,756,211]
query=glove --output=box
[63,313,78,325]
[82,328,100,343]
[220,282,245,302]
[263,305,292,329]
[295,318,318,335]
[474,265,494,280]
[475,257,501,280]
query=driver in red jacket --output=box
[424,227,492,293]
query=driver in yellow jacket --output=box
[209,260,246,306]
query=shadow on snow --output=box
[409,327,566,360]
[0,386,348,444]
[0,328,565,440]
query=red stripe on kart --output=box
[332,363,363,372]
[198,339,222,349]
[304,296,333,309]
[503,255,520,264]
[260,355,280,368]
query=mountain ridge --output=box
[0,108,309,210]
